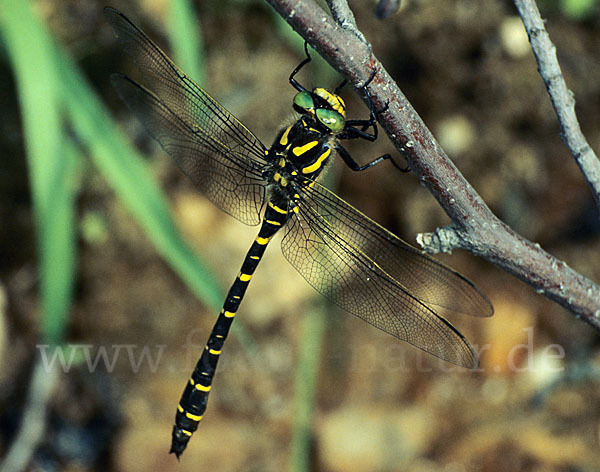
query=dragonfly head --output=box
[293,88,346,133]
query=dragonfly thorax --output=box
[267,117,333,184]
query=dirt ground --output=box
[1,0,599,471]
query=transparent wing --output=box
[281,181,493,367]
[106,7,267,225]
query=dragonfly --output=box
[104,7,493,458]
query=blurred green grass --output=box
[2,0,76,345]
[560,0,597,19]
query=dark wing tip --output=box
[103,6,127,24]
[103,6,126,31]
[436,311,480,368]
[428,264,495,318]
[104,7,144,44]
[468,281,494,318]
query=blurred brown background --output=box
[1,0,599,470]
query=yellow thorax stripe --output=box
[302,147,331,174]
[279,125,293,146]
[293,140,319,156]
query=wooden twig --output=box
[265,0,600,327]
[325,0,358,32]
[513,0,600,211]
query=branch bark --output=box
[265,0,600,327]
[513,0,600,211]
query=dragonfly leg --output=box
[335,143,408,172]
[334,78,348,95]
[338,69,408,171]
[289,42,312,92]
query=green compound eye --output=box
[293,91,314,111]
[316,108,345,133]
